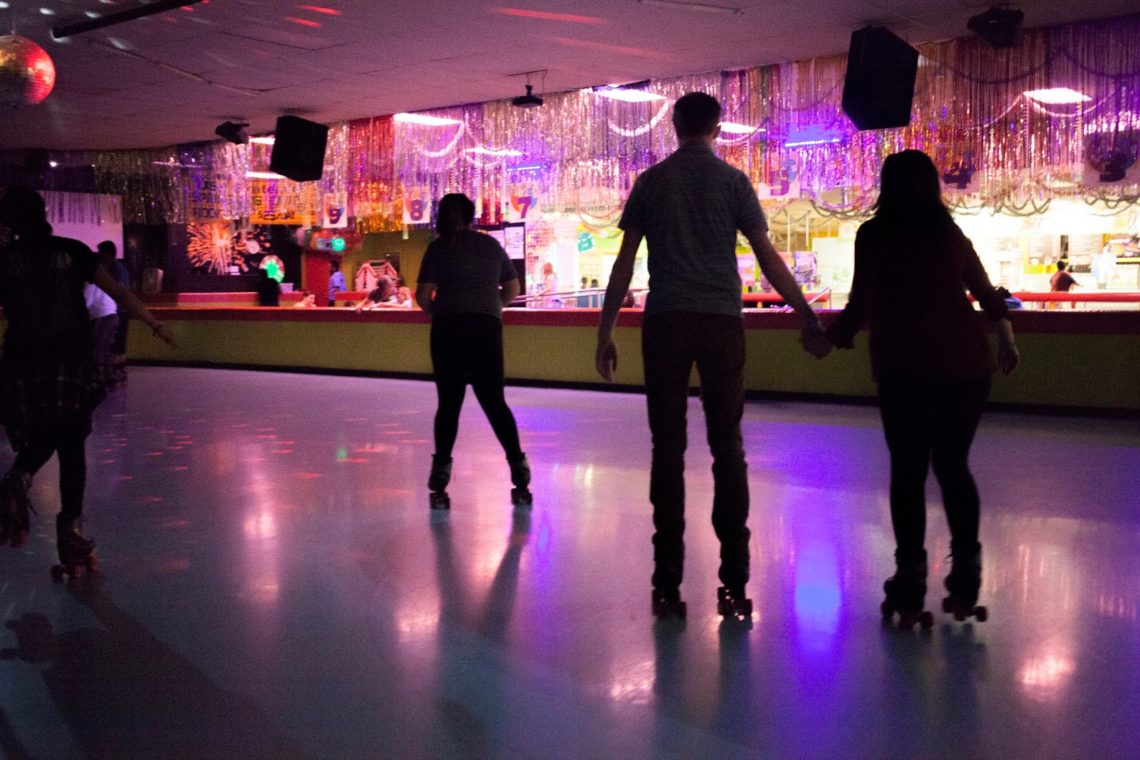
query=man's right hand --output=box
[596,337,618,381]
[800,321,832,359]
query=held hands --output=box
[596,336,618,382]
[800,319,832,359]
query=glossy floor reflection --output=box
[1,367,1137,758]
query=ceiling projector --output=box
[512,84,544,108]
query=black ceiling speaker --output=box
[512,84,544,108]
[967,7,1025,49]
[269,115,329,182]
[214,121,249,145]
[841,27,918,131]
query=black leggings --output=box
[878,378,990,563]
[13,427,88,520]
[430,314,523,461]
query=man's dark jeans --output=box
[642,311,750,595]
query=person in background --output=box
[353,276,396,311]
[1049,260,1079,310]
[826,150,1019,628]
[98,241,131,386]
[538,262,561,308]
[416,193,531,510]
[84,272,118,387]
[256,267,280,307]
[0,187,174,571]
[293,291,318,308]
[328,259,346,306]
[392,284,414,309]
[595,92,831,621]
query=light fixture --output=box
[511,83,544,108]
[593,84,666,103]
[968,7,1024,49]
[465,147,523,157]
[249,136,276,145]
[719,121,761,134]
[246,171,287,180]
[214,121,249,144]
[393,112,462,126]
[0,35,56,106]
[639,0,742,14]
[1023,88,1090,105]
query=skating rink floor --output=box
[1,366,1137,759]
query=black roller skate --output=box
[716,586,753,621]
[428,455,452,510]
[942,545,988,623]
[509,453,533,508]
[0,470,35,548]
[52,515,97,582]
[651,589,687,620]
[881,552,934,630]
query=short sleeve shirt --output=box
[0,235,99,360]
[418,230,517,319]
[619,142,767,317]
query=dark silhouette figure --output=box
[415,193,530,509]
[595,92,830,620]
[825,150,1019,627]
[0,187,173,564]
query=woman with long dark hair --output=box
[826,151,1019,628]
[415,193,530,510]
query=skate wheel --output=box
[974,605,988,623]
[920,611,934,629]
[429,493,450,510]
[941,597,953,614]
[881,600,894,618]
[51,565,65,582]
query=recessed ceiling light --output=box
[1024,87,1090,105]
[593,86,665,103]
[394,112,462,126]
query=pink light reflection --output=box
[284,15,321,28]
[493,7,605,24]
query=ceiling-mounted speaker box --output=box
[841,27,918,131]
[269,115,329,182]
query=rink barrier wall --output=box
[120,308,1140,413]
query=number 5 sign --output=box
[507,192,539,223]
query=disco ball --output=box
[0,35,56,108]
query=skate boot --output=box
[508,453,532,508]
[428,455,452,510]
[716,585,753,621]
[651,588,687,620]
[52,515,97,582]
[881,551,934,630]
[942,544,988,623]
[0,470,35,547]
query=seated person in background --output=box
[353,276,396,311]
[392,285,414,308]
[294,291,318,308]
[256,269,280,307]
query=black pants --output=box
[878,377,990,563]
[430,314,523,461]
[642,312,750,594]
[14,426,88,520]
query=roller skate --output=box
[428,455,452,510]
[651,588,687,620]
[509,453,533,508]
[52,515,97,582]
[881,552,934,630]
[0,470,35,548]
[942,545,988,623]
[716,586,753,621]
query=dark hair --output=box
[672,92,721,139]
[872,150,953,227]
[97,240,116,256]
[0,186,48,227]
[437,193,475,238]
